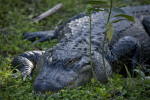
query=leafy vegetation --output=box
[0,0,150,100]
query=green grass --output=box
[0,0,150,100]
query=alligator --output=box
[12,5,150,92]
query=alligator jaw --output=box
[33,64,93,92]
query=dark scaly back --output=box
[53,5,150,64]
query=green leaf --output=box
[105,22,113,42]
[112,19,126,23]
[124,64,132,79]
[113,14,135,23]
[91,78,96,84]
[85,0,107,5]
[88,8,105,12]
[85,5,92,15]
[112,0,127,8]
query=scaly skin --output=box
[12,5,150,92]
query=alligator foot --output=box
[23,30,55,44]
[11,51,45,79]
[111,36,139,74]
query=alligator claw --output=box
[23,30,55,43]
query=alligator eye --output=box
[67,59,75,66]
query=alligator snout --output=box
[33,67,77,92]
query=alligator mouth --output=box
[33,71,78,92]
[34,62,91,92]
[68,76,78,89]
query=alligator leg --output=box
[142,16,150,74]
[111,36,139,74]
[23,30,56,44]
[142,16,150,36]
[23,13,86,44]
[11,51,45,79]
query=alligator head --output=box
[34,48,112,92]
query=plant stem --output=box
[89,12,92,72]
[89,11,96,82]
[102,0,113,84]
